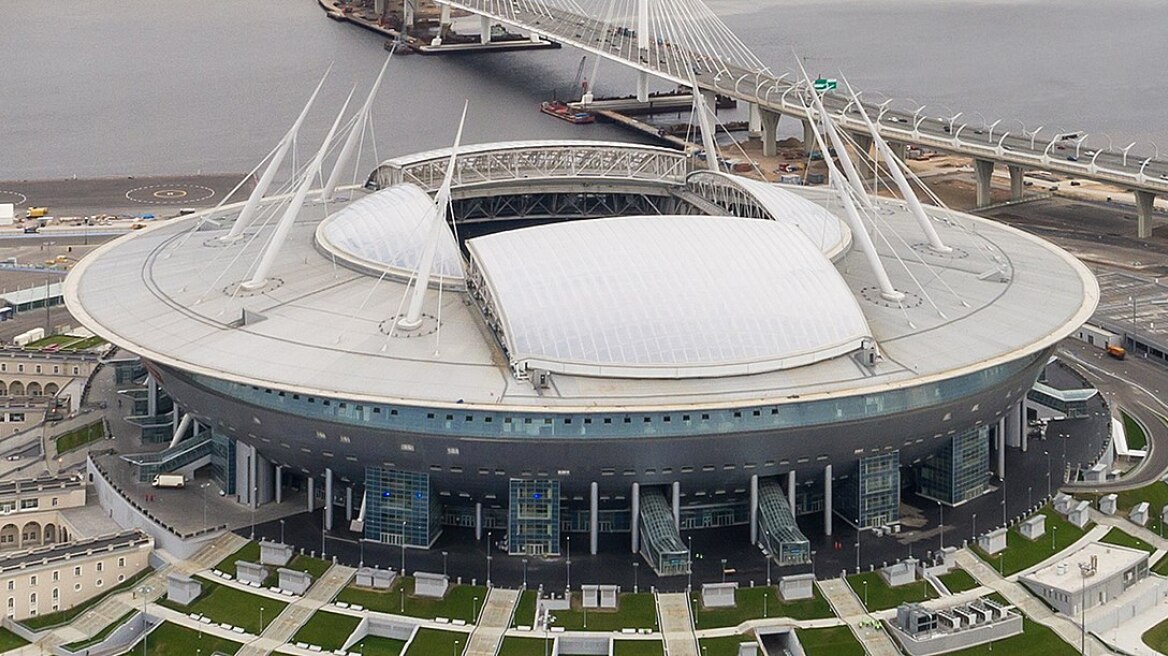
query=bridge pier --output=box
[760,109,780,157]
[636,71,649,102]
[374,0,385,15]
[1136,190,1157,238]
[802,118,815,155]
[480,15,492,44]
[974,158,995,207]
[748,102,762,137]
[1008,165,1025,201]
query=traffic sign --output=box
[813,78,837,91]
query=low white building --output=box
[1020,542,1148,617]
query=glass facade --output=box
[638,489,690,576]
[210,430,237,495]
[189,350,1043,442]
[836,451,901,529]
[507,479,561,556]
[121,434,212,483]
[364,467,442,548]
[758,481,810,565]
[917,426,990,506]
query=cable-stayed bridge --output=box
[435,0,1168,235]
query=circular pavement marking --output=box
[0,190,29,207]
[126,184,216,205]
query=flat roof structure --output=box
[1023,542,1146,591]
[64,142,1097,412]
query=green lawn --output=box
[64,610,136,650]
[351,635,408,656]
[512,589,537,627]
[700,635,759,656]
[287,553,332,580]
[26,334,106,350]
[693,585,834,628]
[985,592,1010,606]
[499,636,553,656]
[943,616,1077,655]
[1092,480,1168,537]
[157,581,286,634]
[291,611,360,650]
[1122,409,1148,450]
[796,626,864,656]
[1153,554,1168,576]
[846,571,937,611]
[0,627,29,651]
[19,568,152,630]
[130,621,242,656]
[1143,615,1168,654]
[215,541,261,574]
[937,568,980,594]
[552,592,658,631]
[972,507,1088,576]
[336,578,487,622]
[1100,527,1156,553]
[404,628,467,655]
[55,420,106,453]
[612,640,664,656]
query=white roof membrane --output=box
[467,215,873,379]
[316,184,464,285]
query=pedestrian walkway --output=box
[464,587,521,656]
[656,592,699,656]
[37,531,247,651]
[816,578,901,656]
[234,563,355,656]
[954,549,1112,655]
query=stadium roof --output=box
[316,184,465,286]
[467,215,871,378]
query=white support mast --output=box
[222,68,331,243]
[322,54,393,201]
[396,100,469,331]
[688,70,720,173]
[803,101,903,302]
[241,89,354,292]
[793,60,872,212]
[843,78,951,253]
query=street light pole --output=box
[260,606,265,634]
[633,562,639,594]
[443,551,449,577]
[139,584,152,656]
[202,483,209,530]
[720,558,727,584]
[566,535,572,592]
[1046,450,1052,498]
[487,530,493,586]
[687,535,693,592]
[279,519,285,545]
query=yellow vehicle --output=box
[25,207,47,219]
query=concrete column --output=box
[888,141,908,161]
[324,468,334,531]
[1136,190,1156,239]
[748,102,762,137]
[636,71,649,103]
[671,481,680,529]
[307,475,315,513]
[146,376,158,417]
[787,470,796,514]
[760,110,780,158]
[480,15,491,44]
[824,464,833,537]
[440,3,451,30]
[1005,401,1023,449]
[974,158,995,207]
[851,133,873,159]
[374,0,385,15]
[996,418,1006,480]
[475,501,483,541]
[802,119,815,155]
[346,486,353,521]
[631,482,640,553]
[589,481,599,555]
[275,465,283,504]
[1008,165,1025,201]
[749,474,759,545]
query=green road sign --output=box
[813,78,838,91]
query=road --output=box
[1058,339,1168,492]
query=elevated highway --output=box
[436,0,1168,235]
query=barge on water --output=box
[540,101,595,124]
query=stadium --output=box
[63,132,1097,576]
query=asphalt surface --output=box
[0,174,252,219]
